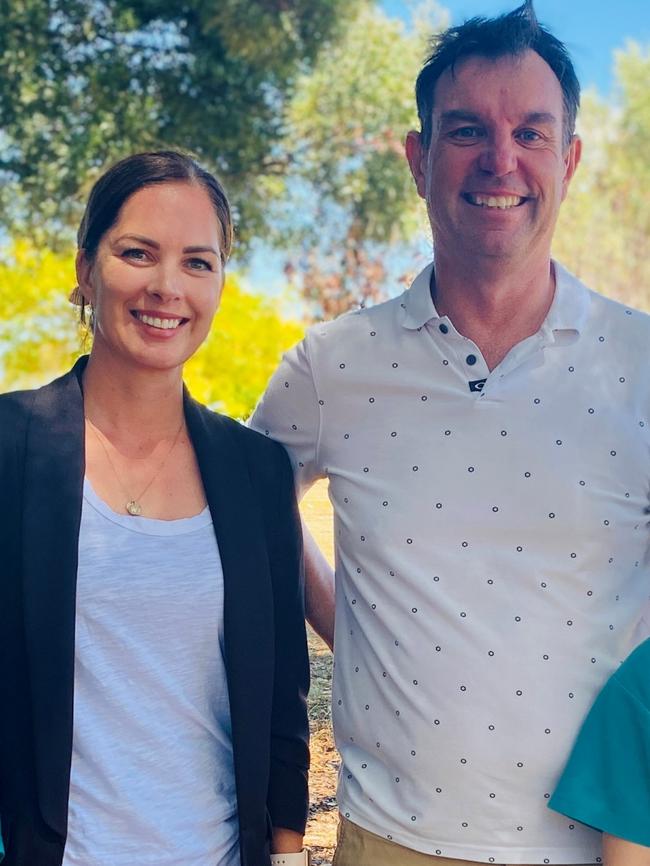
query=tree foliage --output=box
[0,240,303,418]
[1,2,647,328]
[277,2,447,318]
[553,43,650,310]
[0,0,361,248]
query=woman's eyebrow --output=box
[112,235,218,255]
[183,245,219,255]
[114,233,159,247]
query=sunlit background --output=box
[1,0,648,412]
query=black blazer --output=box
[0,357,310,866]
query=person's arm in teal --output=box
[549,639,650,853]
[603,834,650,866]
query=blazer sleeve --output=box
[265,444,310,833]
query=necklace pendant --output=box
[126,500,142,516]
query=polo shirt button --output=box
[466,354,477,365]
[439,323,449,334]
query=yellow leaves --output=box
[184,274,304,419]
[0,239,81,390]
[0,239,76,316]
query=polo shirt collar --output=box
[400,259,592,337]
[542,261,592,337]
[400,262,438,329]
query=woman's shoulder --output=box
[0,362,85,456]
[190,401,292,470]
[0,386,37,431]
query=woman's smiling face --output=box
[77,181,225,374]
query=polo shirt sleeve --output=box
[549,640,650,847]
[249,334,324,497]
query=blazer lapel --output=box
[184,396,274,824]
[22,361,86,838]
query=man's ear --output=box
[75,249,95,305]
[561,134,582,201]
[405,130,428,200]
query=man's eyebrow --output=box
[521,111,558,126]
[439,110,482,125]
[438,110,559,126]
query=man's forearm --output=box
[604,833,650,866]
[302,522,335,650]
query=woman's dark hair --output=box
[415,0,580,150]
[78,150,233,261]
[74,150,233,325]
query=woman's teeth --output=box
[135,312,183,330]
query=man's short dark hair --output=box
[415,0,580,150]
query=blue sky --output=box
[382,0,649,96]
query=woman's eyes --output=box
[122,247,149,261]
[186,258,213,271]
[120,249,213,271]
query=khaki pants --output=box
[332,816,597,866]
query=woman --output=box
[550,637,650,866]
[0,151,310,866]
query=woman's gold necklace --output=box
[86,417,185,516]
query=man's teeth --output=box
[137,313,182,330]
[467,194,524,209]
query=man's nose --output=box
[478,133,518,177]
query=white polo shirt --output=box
[251,262,650,864]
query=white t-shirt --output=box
[250,262,650,864]
[63,481,239,866]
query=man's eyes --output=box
[516,129,544,144]
[446,127,547,145]
[449,126,483,140]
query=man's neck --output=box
[431,252,556,371]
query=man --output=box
[251,2,650,864]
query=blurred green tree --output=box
[276,1,448,318]
[0,0,362,249]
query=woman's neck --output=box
[82,348,185,440]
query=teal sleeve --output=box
[549,646,650,847]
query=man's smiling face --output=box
[406,49,581,267]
